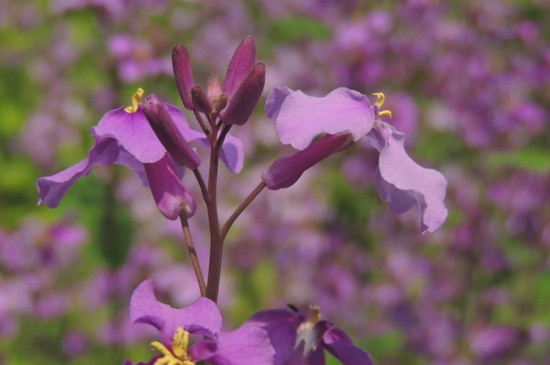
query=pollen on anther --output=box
[124,88,145,113]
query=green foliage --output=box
[272,17,332,42]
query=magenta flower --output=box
[263,87,448,233]
[37,89,244,220]
[244,306,374,365]
[127,280,275,365]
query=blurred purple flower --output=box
[263,87,448,232]
[37,89,244,220]
[244,305,373,365]
[128,280,274,365]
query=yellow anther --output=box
[378,110,393,118]
[372,92,386,108]
[372,92,392,118]
[309,305,321,323]
[149,328,196,365]
[124,88,145,113]
[172,328,190,359]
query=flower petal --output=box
[323,327,374,365]
[366,122,448,233]
[37,137,120,207]
[191,326,275,365]
[143,155,196,220]
[243,309,299,365]
[268,87,374,150]
[92,107,167,164]
[130,280,222,345]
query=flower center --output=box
[124,88,145,113]
[296,305,322,354]
[372,92,393,118]
[150,327,196,365]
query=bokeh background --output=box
[1,0,550,364]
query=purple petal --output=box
[191,326,275,365]
[222,63,265,126]
[143,155,196,220]
[37,137,120,207]
[323,329,374,365]
[172,44,196,110]
[92,107,167,164]
[224,36,256,96]
[243,309,299,365]
[130,280,222,345]
[263,133,354,190]
[366,122,448,233]
[268,87,375,150]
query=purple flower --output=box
[263,87,448,233]
[37,88,244,220]
[127,279,275,365]
[244,306,374,365]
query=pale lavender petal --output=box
[37,137,120,207]
[269,87,374,150]
[366,122,448,233]
[265,87,292,119]
[130,280,222,345]
[191,326,275,365]
[92,107,166,164]
[224,36,256,96]
[323,327,374,365]
[143,155,196,220]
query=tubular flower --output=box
[172,36,265,126]
[127,280,275,365]
[37,88,244,220]
[243,305,374,365]
[263,87,448,233]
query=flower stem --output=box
[221,181,266,242]
[179,212,207,296]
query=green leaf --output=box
[272,17,332,41]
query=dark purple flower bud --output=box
[263,133,354,190]
[222,63,265,126]
[224,36,256,95]
[191,85,212,114]
[172,45,196,110]
[142,94,200,169]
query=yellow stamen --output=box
[124,88,145,113]
[378,110,393,118]
[149,328,195,365]
[372,92,385,108]
[372,92,393,118]
[309,305,321,323]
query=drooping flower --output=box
[37,88,244,220]
[262,87,448,233]
[172,36,265,126]
[126,280,275,365]
[244,305,374,365]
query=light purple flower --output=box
[244,306,374,365]
[264,87,448,233]
[127,279,275,365]
[37,89,244,220]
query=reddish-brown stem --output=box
[193,109,210,135]
[220,181,266,242]
[179,212,207,296]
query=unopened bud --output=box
[224,36,256,95]
[143,94,201,169]
[191,85,212,114]
[262,133,354,190]
[172,45,196,110]
[222,63,265,126]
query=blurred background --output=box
[1,0,550,364]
